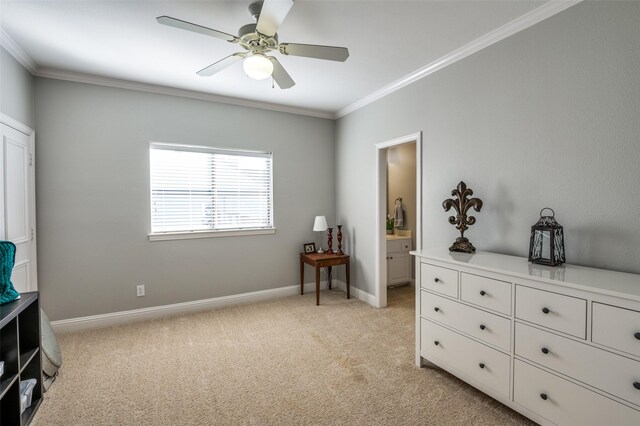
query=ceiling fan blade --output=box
[157,16,238,43]
[278,43,349,62]
[197,53,246,76]
[256,0,294,37]
[269,57,295,89]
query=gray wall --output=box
[336,1,640,295]
[0,46,35,128]
[35,78,335,320]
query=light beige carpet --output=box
[33,286,534,425]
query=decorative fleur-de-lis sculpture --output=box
[442,181,483,253]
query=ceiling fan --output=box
[157,0,350,89]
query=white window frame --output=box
[148,142,275,241]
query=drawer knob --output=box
[635,332,640,340]
[434,278,440,283]
[434,340,440,346]
[542,307,550,314]
[479,324,486,331]
[634,382,640,390]
[479,290,486,296]
[434,307,440,312]
[541,347,549,355]
[540,393,548,401]
[478,363,485,369]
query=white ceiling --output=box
[0,0,548,117]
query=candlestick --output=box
[336,225,344,255]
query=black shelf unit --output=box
[0,292,43,425]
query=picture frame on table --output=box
[303,242,316,254]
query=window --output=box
[149,143,274,240]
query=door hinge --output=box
[29,153,33,166]
[31,228,34,241]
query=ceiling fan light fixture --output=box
[243,53,273,80]
[158,0,348,89]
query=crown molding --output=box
[0,27,38,74]
[35,68,335,119]
[335,0,583,119]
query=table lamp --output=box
[313,215,328,253]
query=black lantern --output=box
[529,208,565,266]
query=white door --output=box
[0,122,37,292]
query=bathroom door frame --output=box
[374,131,422,309]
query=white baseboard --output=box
[333,279,376,307]
[51,279,378,334]
[51,281,333,334]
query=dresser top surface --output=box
[411,248,640,301]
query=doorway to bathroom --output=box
[374,132,422,309]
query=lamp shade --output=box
[243,53,274,80]
[313,215,328,232]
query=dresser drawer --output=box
[515,322,640,407]
[592,303,640,358]
[421,319,510,398]
[515,285,586,338]
[420,263,458,298]
[421,291,511,351]
[514,359,640,426]
[460,273,511,315]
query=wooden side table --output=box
[300,252,350,305]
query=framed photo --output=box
[303,242,316,253]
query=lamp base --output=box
[449,237,476,253]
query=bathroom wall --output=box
[386,142,417,277]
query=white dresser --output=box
[412,249,640,425]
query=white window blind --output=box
[150,143,273,235]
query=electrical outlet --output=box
[136,285,145,297]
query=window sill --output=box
[148,228,276,242]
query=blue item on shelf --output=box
[0,241,20,305]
